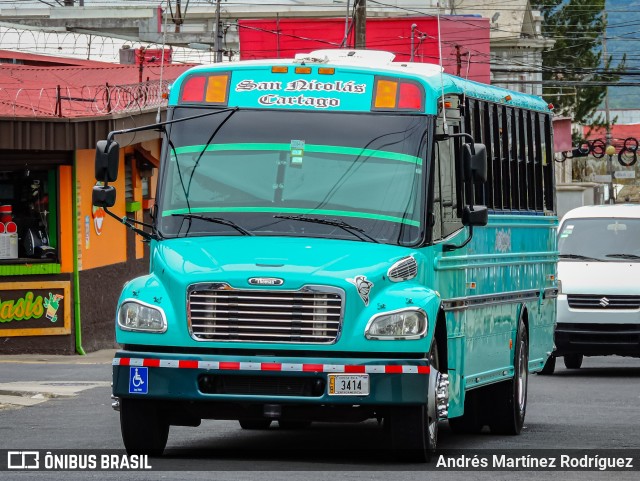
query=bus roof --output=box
[170,49,551,114]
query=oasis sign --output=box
[0,282,71,337]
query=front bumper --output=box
[112,350,431,406]
[556,295,640,356]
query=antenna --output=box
[436,2,448,134]
[410,24,417,62]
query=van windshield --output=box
[157,108,428,246]
[558,217,640,261]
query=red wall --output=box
[238,16,490,84]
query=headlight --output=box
[365,308,427,340]
[118,300,167,333]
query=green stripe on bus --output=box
[162,206,421,227]
[170,143,422,165]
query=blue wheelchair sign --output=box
[129,367,148,394]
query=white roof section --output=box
[295,49,443,76]
[562,204,640,221]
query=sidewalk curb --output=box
[0,349,116,365]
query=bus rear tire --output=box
[563,354,583,369]
[387,339,440,462]
[120,398,169,456]
[489,316,528,435]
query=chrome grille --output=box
[567,294,640,310]
[188,284,344,343]
[387,256,418,282]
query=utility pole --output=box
[603,12,615,203]
[214,0,223,63]
[603,12,612,149]
[354,0,366,49]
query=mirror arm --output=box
[103,107,238,150]
[103,207,158,241]
[443,226,474,252]
[434,132,476,152]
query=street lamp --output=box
[605,144,616,204]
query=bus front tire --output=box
[489,317,529,435]
[120,398,169,456]
[563,353,583,369]
[387,339,440,462]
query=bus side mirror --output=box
[462,205,488,227]
[92,185,116,208]
[95,140,120,182]
[463,143,487,183]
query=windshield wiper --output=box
[605,253,640,260]
[559,254,602,261]
[171,213,253,236]
[274,215,379,243]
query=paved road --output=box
[0,352,638,480]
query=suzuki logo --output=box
[248,277,284,286]
[599,297,610,307]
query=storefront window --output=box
[0,169,57,263]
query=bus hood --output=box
[558,260,640,295]
[153,236,418,288]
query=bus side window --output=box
[433,121,463,240]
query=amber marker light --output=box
[205,74,229,103]
[271,66,288,73]
[318,67,335,75]
[374,79,398,109]
[295,66,312,74]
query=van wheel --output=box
[538,355,556,375]
[387,338,440,462]
[120,399,169,456]
[563,354,583,369]
[489,315,528,435]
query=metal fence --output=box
[0,80,169,118]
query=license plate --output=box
[327,374,369,396]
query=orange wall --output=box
[76,149,127,271]
[58,166,74,273]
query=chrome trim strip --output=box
[364,307,428,340]
[117,298,168,333]
[441,288,558,312]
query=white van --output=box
[541,204,640,374]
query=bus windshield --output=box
[158,108,428,245]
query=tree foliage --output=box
[531,0,625,126]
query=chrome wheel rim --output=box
[427,370,439,449]
[517,338,528,412]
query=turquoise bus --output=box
[93,49,558,461]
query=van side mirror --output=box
[95,140,120,182]
[462,205,488,227]
[463,143,487,183]
[92,185,116,208]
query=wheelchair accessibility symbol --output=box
[129,367,148,394]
